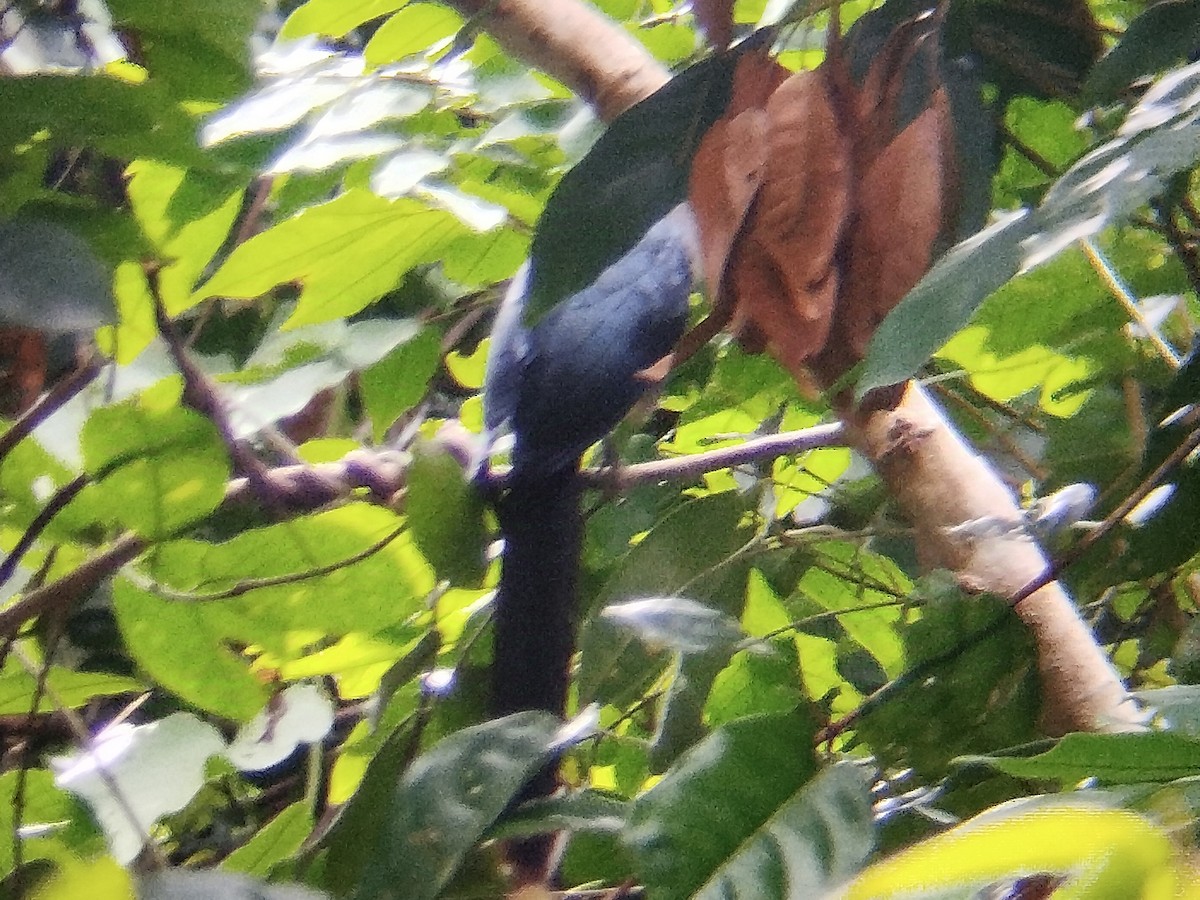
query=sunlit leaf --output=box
[81,403,229,538]
[198,190,465,327]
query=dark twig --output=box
[1007,420,1200,608]
[149,281,307,511]
[0,355,103,466]
[143,524,407,602]
[0,425,846,640]
[0,475,88,592]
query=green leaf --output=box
[1084,0,1200,103]
[146,504,434,649]
[0,76,204,165]
[361,326,442,442]
[859,58,1200,396]
[524,44,742,322]
[113,578,270,720]
[406,441,488,587]
[705,640,807,727]
[364,5,465,66]
[627,713,873,900]
[358,712,559,900]
[842,797,1177,900]
[198,190,466,327]
[441,227,528,287]
[0,658,143,715]
[491,789,630,839]
[962,732,1200,786]
[320,703,424,895]
[126,160,244,316]
[282,0,410,39]
[81,403,229,538]
[577,493,754,711]
[223,802,313,877]
[106,0,259,101]
[0,769,76,879]
[856,591,1040,777]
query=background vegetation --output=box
[3,0,1200,897]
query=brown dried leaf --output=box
[726,67,852,372]
[688,50,790,300]
[817,90,953,378]
[0,326,47,416]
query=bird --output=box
[479,203,696,882]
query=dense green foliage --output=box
[4,0,1200,897]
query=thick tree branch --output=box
[849,383,1144,733]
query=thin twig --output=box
[0,475,88,592]
[1080,238,1181,368]
[140,523,407,602]
[0,355,103,466]
[1009,420,1200,608]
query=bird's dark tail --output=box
[490,466,582,883]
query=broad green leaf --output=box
[1084,0,1200,103]
[0,218,114,331]
[859,59,1200,396]
[126,161,244,315]
[106,0,259,101]
[223,802,314,876]
[198,190,466,327]
[0,769,76,879]
[320,695,424,893]
[842,798,1183,900]
[225,316,424,439]
[627,712,873,900]
[963,732,1200,785]
[442,227,528,287]
[856,591,1040,777]
[0,76,204,165]
[491,789,630,839]
[364,5,464,66]
[525,45,741,322]
[577,492,754,711]
[106,0,259,62]
[114,578,270,720]
[144,504,434,651]
[0,658,143,715]
[33,857,134,900]
[81,403,229,538]
[358,712,559,900]
[282,0,409,39]
[406,441,488,587]
[361,326,442,441]
[705,639,807,727]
